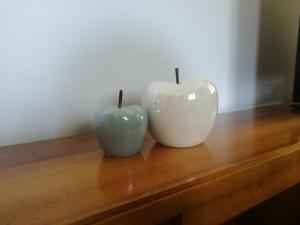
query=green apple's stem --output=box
[175,68,179,84]
[118,90,123,109]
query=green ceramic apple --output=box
[95,90,148,157]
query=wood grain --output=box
[222,182,300,225]
[1,104,300,225]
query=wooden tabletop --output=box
[1,104,300,225]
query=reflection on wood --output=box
[1,105,300,225]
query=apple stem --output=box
[175,68,179,84]
[118,89,123,109]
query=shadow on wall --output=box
[57,26,180,134]
[231,0,259,110]
[233,0,299,109]
[255,0,289,105]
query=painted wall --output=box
[0,0,299,146]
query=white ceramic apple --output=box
[143,69,218,147]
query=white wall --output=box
[0,0,299,146]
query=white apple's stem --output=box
[175,68,179,84]
[118,90,123,109]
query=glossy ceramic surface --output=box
[95,105,148,157]
[143,80,218,147]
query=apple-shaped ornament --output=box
[143,68,218,147]
[95,90,148,157]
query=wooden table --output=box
[1,104,300,225]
